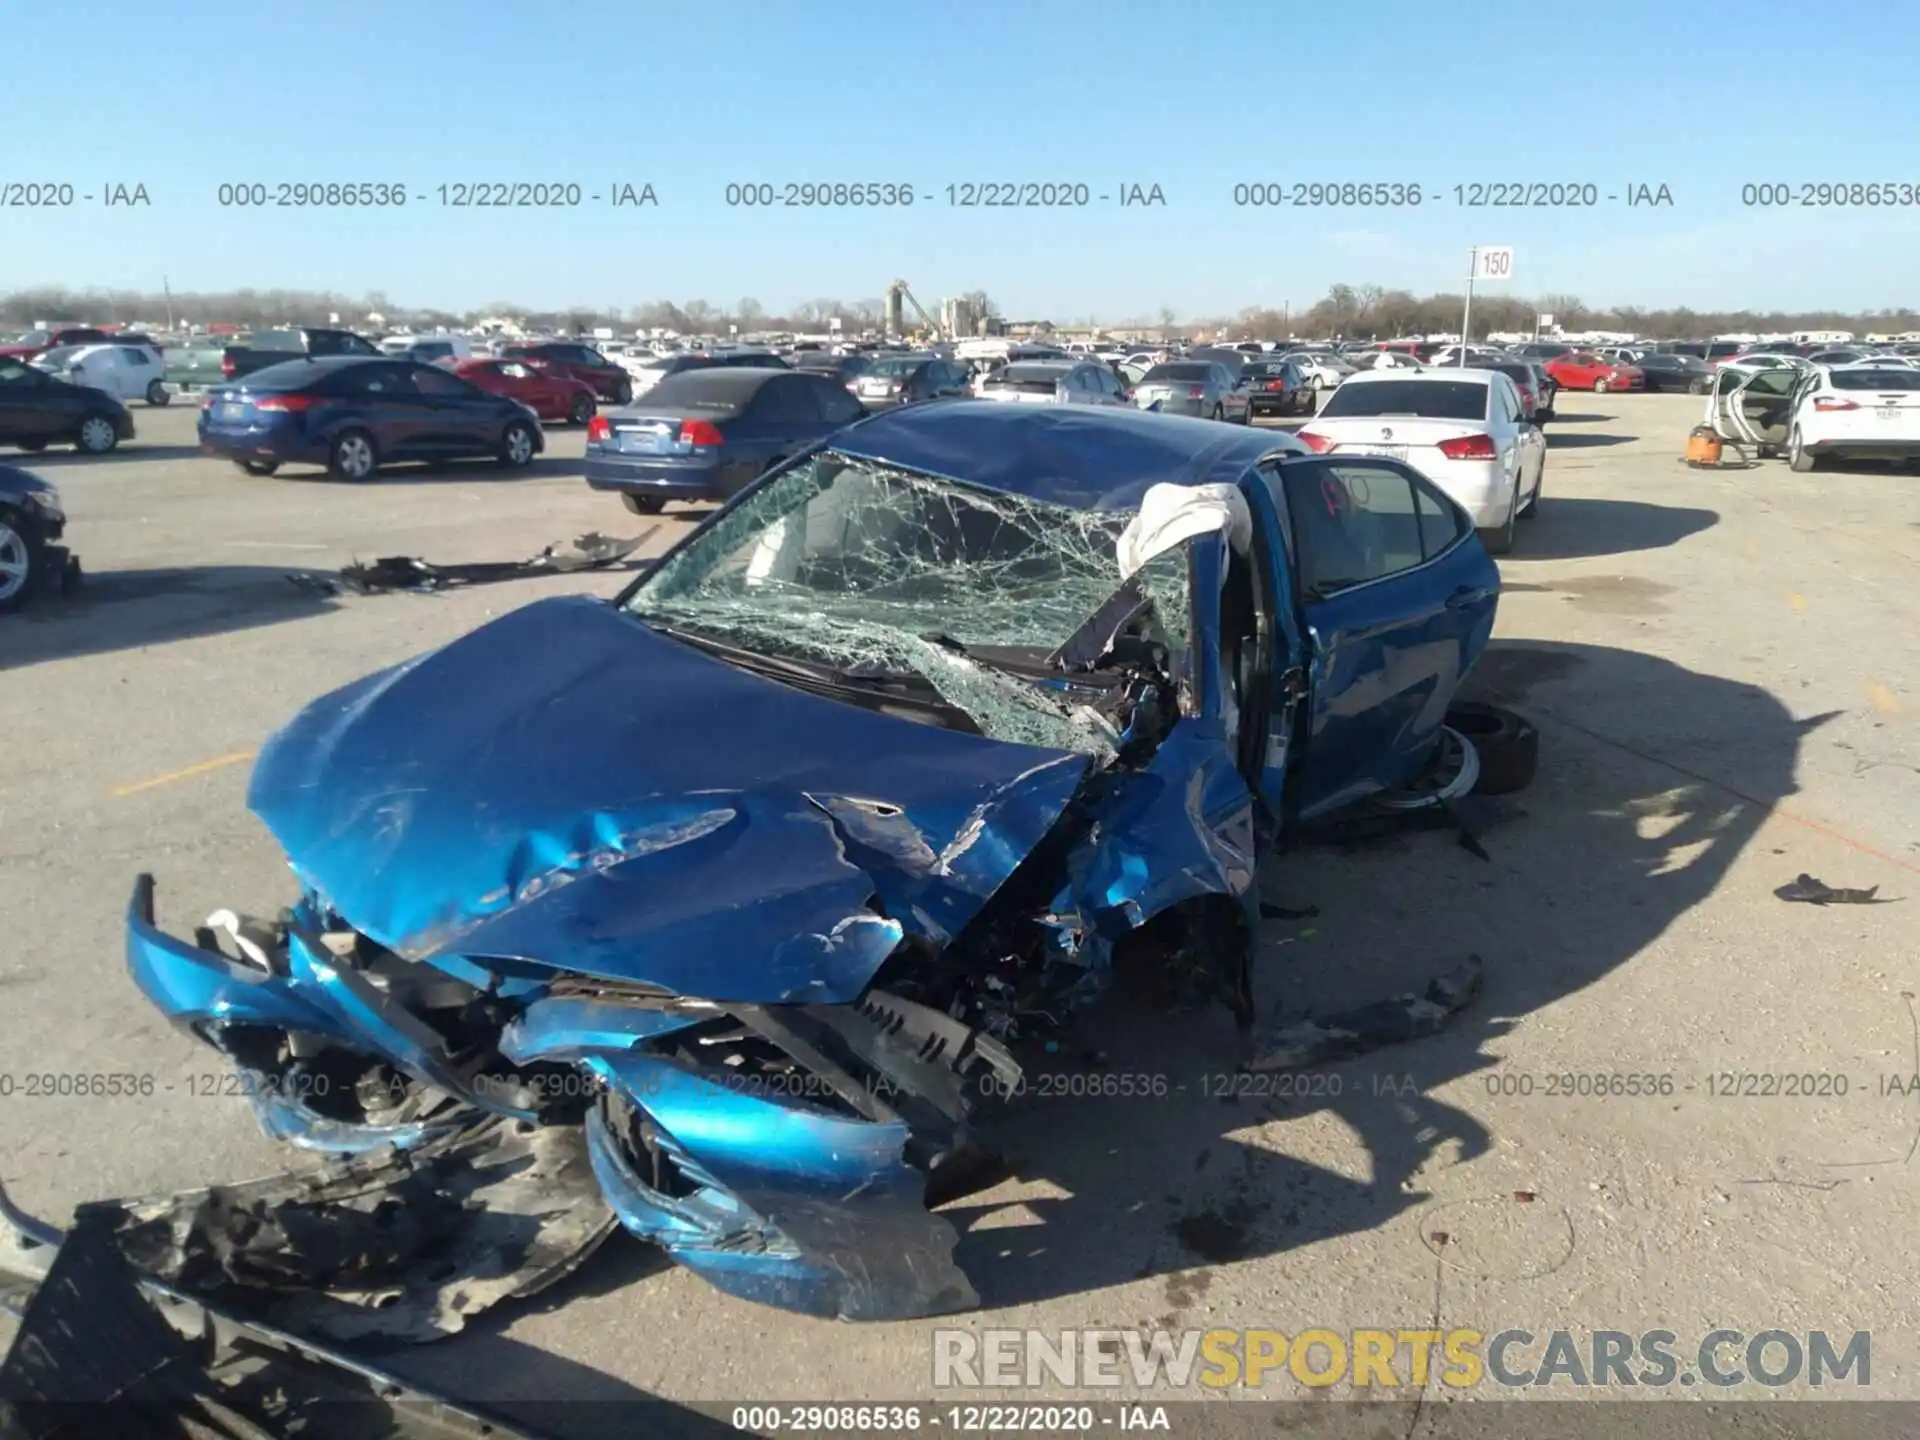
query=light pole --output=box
[1459,247,1476,366]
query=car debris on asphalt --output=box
[0,1180,582,1440]
[1774,873,1893,906]
[1243,955,1486,1073]
[285,528,656,597]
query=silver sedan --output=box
[1131,361,1250,421]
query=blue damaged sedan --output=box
[123,400,1499,1321]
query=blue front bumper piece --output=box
[127,874,996,1318]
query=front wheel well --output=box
[1111,894,1256,1028]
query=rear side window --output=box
[410,365,479,398]
[812,377,866,424]
[752,377,821,424]
[327,363,412,396]
[1415,481,1469,556]
[1280,461,1426,596]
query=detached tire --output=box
[1446,701,1538,795]
[622,494,666,515]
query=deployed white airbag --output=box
[1116,482,1252,579]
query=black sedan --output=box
[848,354,974,409]
[585,367,868,513]
[0,356,136,455]
[1235,359,1315,418]
[0,464,79,611]
[1633,353,1713,393]
[198,357,545,480]
[789,352,874,390]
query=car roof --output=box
[235,355,391,386]
[641,366,793,400]
[997,360,1079,374]
[829,399,1307,511]
[1340,367,1499,386]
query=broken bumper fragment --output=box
[128,876,1015,1320]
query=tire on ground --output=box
[1446,701,1538,794]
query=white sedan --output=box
[32,342,171,405]
[1297,368,1545,553]
[1279,351,1356,390]
[1785,363,1920,472]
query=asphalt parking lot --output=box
[3,395,1919,1423]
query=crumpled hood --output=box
[248,595,1092,1002]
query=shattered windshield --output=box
[624,452,1191,754]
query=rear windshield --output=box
[1486,365,1533,383]
[992,364,1068,385]
[1830,370,1920,391]
[239,359,343,389]
[1318,379,1489,421]
[251,331,305,351]
[1142,363,1212,382]
[636,369,765,409]
[868,357,929,377]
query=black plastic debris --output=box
[286,528,656,598]
[1244,955,1485,1073]
[1258,902,1319,921]
[71,1118,617,1345]
[0,1205,561,1440]
[1774,873,1892,906]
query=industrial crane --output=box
[885,279,942,341]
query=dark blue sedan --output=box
[198,356,545,481]
[584,367,866,513]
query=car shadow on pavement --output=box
[0,565,338,670]
[365,1240,745,1438]
[1544,433,1636,449]
[20,444,206,466]
[934,640,1820,1317]
[266,456,585,484]
[1501,496,1716,560]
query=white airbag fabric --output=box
[1116,482,1252,579]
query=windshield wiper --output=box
[644,618,980,730]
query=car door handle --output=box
[1446,585,1497,609]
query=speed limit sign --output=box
[1473,246,1515,280]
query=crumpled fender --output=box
[582,1053,975,1320]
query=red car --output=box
[451,357,598,424]
[500,341,633,404]
[0,325,115,359]
[1545,351,1644,393]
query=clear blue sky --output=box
[5,0,1916,317]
